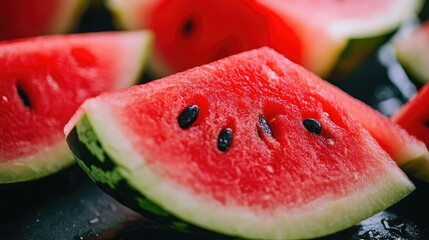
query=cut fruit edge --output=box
[66,94,415,240]
[106,0,160,30]
[260,0,423,77]
[0,140,74,183]
[0,31,153,184]
[50,0,89,34]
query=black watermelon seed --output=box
[425,120,429,128]
[303,118,322,134]
[17,84,31,108]
[258,116,272,136]
[218,128,233,152]
[178,105,199,129]
[181,17,196,38]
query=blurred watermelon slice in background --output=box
[0,0,87,41]
[107,0,423,80]
[0,31,152,183]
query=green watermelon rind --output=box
[393,24,429,85]
[0,31,153,184]
[67,115,229,238]
[67,100,415,240]
[328,31,396,80]
[400,153,429,182]
[276,0,424,79]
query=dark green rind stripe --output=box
[66,116,171,218]
[66,115,234,239]
[328,31,396,81]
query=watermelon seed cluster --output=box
[303,118,322,135]
[177,104,233,152]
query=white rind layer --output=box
[108,31,153,89]
[0,140,74,183]
[82,97,415,240]
[261,0,423,77]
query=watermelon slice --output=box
[392,83,429,149]
[0,31,153,183]
[0,0,87,41]
[393,20,429,85]
[65,47,414,239]
[107,0,423,79]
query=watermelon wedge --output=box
[392,83,429,149]
[0,0,87,40]
[65,47,414,239]
[107,0,423,79]
[0,31,153,183]
[393,20,429,85]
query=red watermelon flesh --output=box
[0,0,86,41]
[107,0,422,78]
[141,0,301,76]
[66,47,414,239]
[0,31,152,183]
[392,83,429,149]
[314,77,429,181]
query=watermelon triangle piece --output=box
[107,0,423,79]
[392,83,429,152]
[66,47,415,239]
[0,31,153,183]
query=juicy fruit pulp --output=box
[66,47,414,239]
[318,80,429,182]
[108,0,422,78]
[0,31,152,183]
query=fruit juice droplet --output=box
[89,217,100,224]
[381,218,407,236]
[359,230,381,239]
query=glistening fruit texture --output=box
[66,48,415,240]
